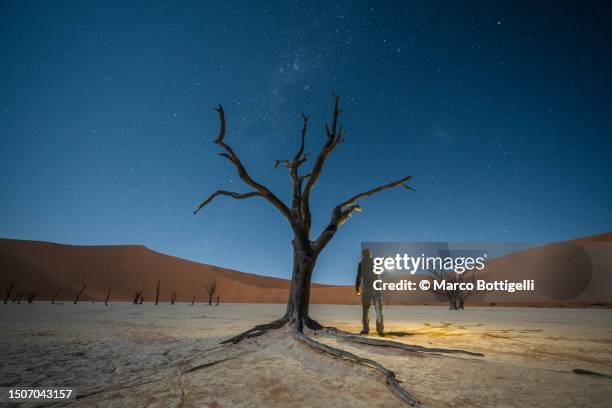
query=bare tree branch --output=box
[337,176,414,210]
[210,105,293,221]
[275,113,309,170]
[301,95,344,229]
[294,112,308,161]
[205,279,217,306]
[194,190,261,214]
[313,175,414,251]
[52,289,61,304]
[427,268,478,310]
[74,284,86,305]
[133,290,142,305]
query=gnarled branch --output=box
[301,94,344,230]
[338,175,414,210]
[314,175,414,251]
[294,112,308,161]
[194,190,261,214]
[274,113,310,219]
[211,105,293,221]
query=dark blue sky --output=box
[1,1,611,284]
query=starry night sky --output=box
[1,1,611,284]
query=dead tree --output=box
[427,269,477,310]
[27,291,36,303]
[195,95,414,330]
[205,279,217,306]
[104,288,111,306]
[4,281,13,304]
[192,95,471,406]
[133,290,142,305]
[52,290,61,304]
[191,295,196,305]
[215,296,220,306]
[155,280,160,305]
[74,284,86,304]
[171,290,178,305]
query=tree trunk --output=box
[284,239,317,330]
[74,284,86,304]
[155,280,160,305]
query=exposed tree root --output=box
[305,320,484,357]
[174,343,233,369]
[220,317,288,344]
[218,318,422,405]
[181,355,241,374]
[572,368,612,379]
[291,326,422,407]
[217,317,484,406]
[319,327,484,357]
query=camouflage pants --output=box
[362,291,384,334]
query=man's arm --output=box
[355,261,362,293]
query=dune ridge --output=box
[1,232,610,306]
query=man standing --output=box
[355,248,384,336]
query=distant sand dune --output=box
[0,238,357,304]
[1,232,610,306]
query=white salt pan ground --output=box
[1,303,611,407]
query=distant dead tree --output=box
[74,284,86,304]
[155,280,160,305]
[428,269,477,310]
[215,296,220,306]
[4,281,14,304]
[171,290,178,304]
[191,295,196,305]
[52,290,61,304]
[104,288,111,306]
[205,279,217,306]
[12,290,22,303]
[27,291,36,303]
[133,290,142,305]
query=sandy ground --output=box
[1,303,611,407]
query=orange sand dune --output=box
[383,232,612,306]
[0,239,356,304]
[1,232,610,306]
